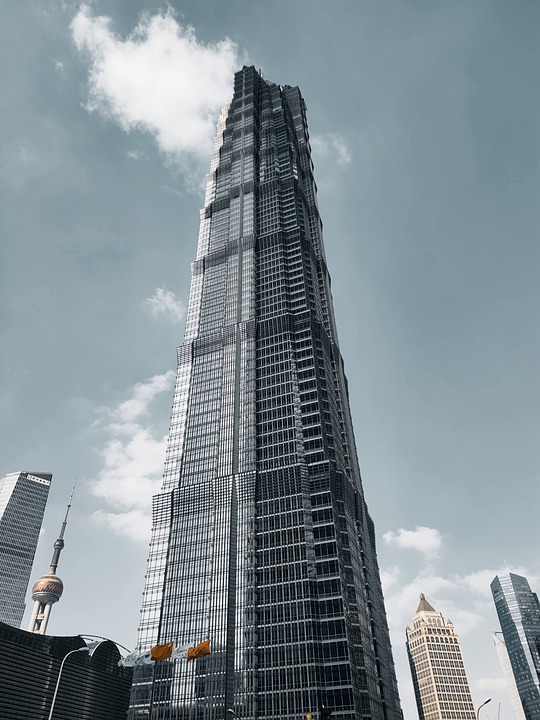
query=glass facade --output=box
[129,66,402,720]
[491,573,540,720]
[0,471,51,627]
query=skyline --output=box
[1,2,539,719]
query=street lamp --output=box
[227,711,237,719]
[48,646,90,720]
[476,698,491,720]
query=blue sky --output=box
[1,2,539,718]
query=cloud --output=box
[71,5,242,169]
[475,676,506,693]
[384,573,456,633]
[109,370,175,423]
[145,287,185,323]
[380,565,401,593]
[93,508,152,543]
[311,132,352,166]
[91,371,175,542]
[462,566,540,598]
[383,525,443,558]
[127,148,146,161]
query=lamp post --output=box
[48,646,90,720]
[476,698,492,720]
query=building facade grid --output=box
[406,595,475,720]
[491,573,540,720]
[129,66,401,720]
[0,471,51,627]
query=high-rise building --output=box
[406,594,475,720]
[491,573,540,720]
[0,471,52,627]
[129,66,402,720]
[28,486,74,635]
[492,632,526,720]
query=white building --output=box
[406,594,475,720]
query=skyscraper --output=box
[406,594,475,720]
[491,573,540,720]
[0,471,52,627]
[129,66,402,720]
[492,632,526,720]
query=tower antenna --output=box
[28,483,75,634]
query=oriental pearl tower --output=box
[27,485,74,635]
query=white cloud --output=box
[71,5,242,169]
[384,573,456,633]
[380,565,401,594]
[93,508,152,543]
[311,132,352,166]
[145,287,185,323]
[109,370,175,423]
[462,566,540,598]
[383,525,443,559]
[91,371,175,542]
[475,676,506,693]
[127,148,145,161]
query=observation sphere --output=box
[31,574,64,604]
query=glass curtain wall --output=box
[128,66,402,720]
[0,471,51,627]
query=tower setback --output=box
[0,471,51,627]
[129,66,402,720]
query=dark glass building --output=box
[0,621,132,719]
[491,573,540,720]
[129,66,402,720]
[0,471,51,627]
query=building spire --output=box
[48,482,74,575]
[28,484,75,635]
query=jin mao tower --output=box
[129,66,401,720]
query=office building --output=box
[0,471,51,627]
[493,632,526,720]
[129,66,402,720]
[0,621,132,719]
[491,573,540,720]
[406,594,475,720]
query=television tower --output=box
[27,485,74,635]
